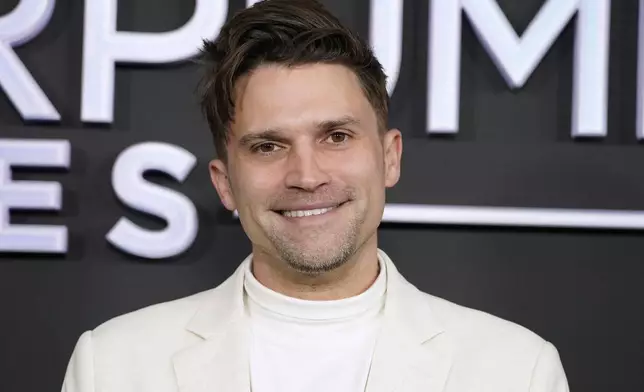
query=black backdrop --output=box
[1,0,644,391]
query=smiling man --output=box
[61,1,569,391]
[209,60,396,299]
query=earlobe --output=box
[383,129,402,188]
[209,159,236,211]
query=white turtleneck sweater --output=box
[243,258,387,392]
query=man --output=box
[61,0,570,391]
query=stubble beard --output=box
[266,209,367,275]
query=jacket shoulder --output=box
[422,291,568,389]
[63,288,218,391]
[90,288,213,348]
[429,292,544,343]
[418,289,553,379]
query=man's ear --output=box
[383,128,402,188]
[209,159,236,211]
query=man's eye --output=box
[254,143,280,154]
[327,132,349,144]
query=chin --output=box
[275,242,356,275]
[284,257,349,275]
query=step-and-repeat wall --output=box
[1,0,643,390]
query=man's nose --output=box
[284,146,331,191]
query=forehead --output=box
[231,63,377,134]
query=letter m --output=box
[427,0,611,137]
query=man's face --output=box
[210,63,402,274]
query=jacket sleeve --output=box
[529,341,570,392]
[61,331,96,392]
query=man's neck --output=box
[250,240,380,301]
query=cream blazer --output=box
[61,250,570,392]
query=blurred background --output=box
[1,0,643,391]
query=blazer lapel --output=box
[366,251,453,392]
[173,259,252,392]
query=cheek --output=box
[232,167,279,239]
[334,146,385,192]
[351,142,385,178]
[231,163,282,208]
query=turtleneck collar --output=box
[243,255,387,322]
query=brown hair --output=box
[198,0,389,161]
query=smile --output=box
[281,206,336,218]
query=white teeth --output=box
[282,206,335,218]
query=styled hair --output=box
[197,0,389,161]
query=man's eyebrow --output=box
[238,130,290,148]
[315,116,361,132]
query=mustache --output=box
[268,186,356,210]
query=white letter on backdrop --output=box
[0,0,59,121]
[428,0,610,137]
[636,0,644,139]
[82,0,228,123]
[371,0,403,95]
[0,139,70,253]
[107,142,198,259]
